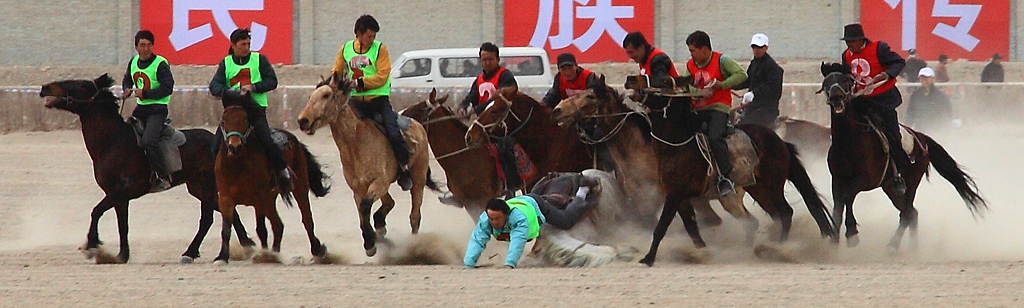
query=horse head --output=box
[820,62,855,114]
[551,74,623,128]
[219,91,261,157]
[463,87,518,146]
[297,69,354,135]
[402,88,451,124]
[39,74,118,114]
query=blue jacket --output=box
[463,196,546,268]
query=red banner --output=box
[504,0,655,63]
[140,0,293,65]
[860,0,1008,61]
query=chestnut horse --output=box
[213,91,331,264]
[552,79,836,266]
[820,62,986,252]
[297,71,439,257]
[39,74,256,264]
[400,89,513,219]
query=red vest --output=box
[558,68,594,99]
[844,41,898,97]
[686,51,732,110]
[639,48,679,78]
[475,67,507,104]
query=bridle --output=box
[467,93,535,141]
[415,101,482,160]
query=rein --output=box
[418,103,481,160]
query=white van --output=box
[390,47,554,89]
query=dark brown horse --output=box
[820,62,986,252]
[463,88,593,187]
[552,78,836,266]
[400,89,511,219]
[213,91,331,264]
[39,74,256,264]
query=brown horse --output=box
[463,88,593,186]
[213,91,331,264]
[297,71,439,257]
[820,62,986,252]
[776,116,832,161]
[400,89,510,219]
[552,78,837,266]
[39,74,256,264]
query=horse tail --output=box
[785,142,837,238]
[920,133,987,216]
[301,142,331,197]
[425,168,442,192]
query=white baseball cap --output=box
[750,33,769,47]
[918,67,935,77]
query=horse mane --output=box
[820,62,850,77]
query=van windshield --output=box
[439,55,545,78]
[398,58,431,78]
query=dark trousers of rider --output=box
[212,107,289,172]
[133,104,169,178]
[350,96,411,166]
[526,193,589,230]
[864,89,912,175]
[696,110,733,178]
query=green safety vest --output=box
[497,196,541,240]
[223,52,267,107]
[342,40,391,97]
[130,55,171,105]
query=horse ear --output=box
[820,62,829,77]
[429,88,437,103]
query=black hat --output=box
[556,53,577,67]
[993,53,1003,60]
[841,24,866,41]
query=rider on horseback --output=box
[209,28,293,194]
[332,14,413,190]
[680,31,748,197]
[121,30,175,192]
[841,23,911,194]
[459,42,519,115]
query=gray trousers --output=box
[526,193,589,230]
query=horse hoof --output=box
[213,259,228,266]
[886,245,899,256]
[365,246,377,257]
[180,256,195,264]
[638,256,655,267]
[81,247,98,259]
[846,235,860,248]
[375,227,388,237]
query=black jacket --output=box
[981,62,1004,82]
[208,53,279,98]
[901,56,927,82]
[541,67,600,108]
[734,53,783,114]
[906,84,953,132]
[121,56,174,100]
[460,67,518,109]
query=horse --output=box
[819,62,986,252]
[400,88,510,219]
[551,77,837,266]
[39,74,257,264]
[462,87,594,187]
[297,70,439,257]
[775,116,832,162]
[212,91,331,264]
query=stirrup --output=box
[717,178,736,197]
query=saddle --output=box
[530,172,596,209]
[367,112,418,151]
[864,114,924,162]
[129,117,187,174]
[487,136,537,195]
[698,130,759,198]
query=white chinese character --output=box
[528,0,634,52]
[167,0,269,52]
[884,0,981,51]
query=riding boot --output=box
[877,107,911,195]
[248,107,292,194]
[700,110,735,197]
[137,106,171,193]
[378,98,414,191]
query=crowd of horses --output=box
[36,62,986,266]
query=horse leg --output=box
[374,193,396,237]
[639,193,682,267]
[883,184,920,255]
[85,195,119,254]
[718,187,759,245]
[409,182,424,234]
[832,184,861,246]
[214,196,236,264]
[676,198,707,248]
[746,184,793,243]
[255,207,269,250]
[182,203,214,262]
[355,194,378,257]
[113,200,131,263]
[294,191,325,257]
[266,203,285,253]
[691,197,723,227]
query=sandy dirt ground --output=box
[2,119,1023,307]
